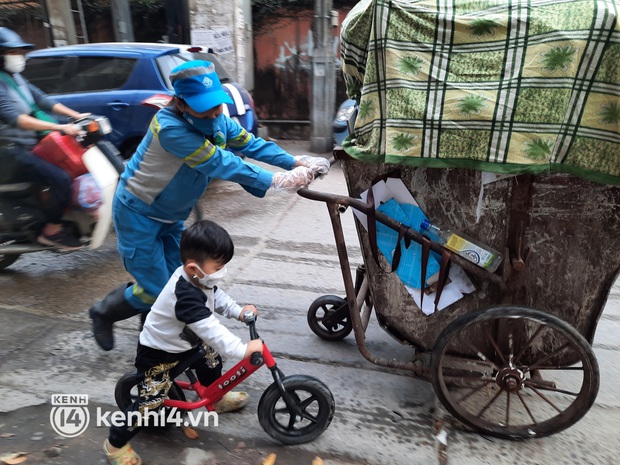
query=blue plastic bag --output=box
[376,199,440,288]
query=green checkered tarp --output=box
[340,0,620,185]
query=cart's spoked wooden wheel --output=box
[430,306,599,439]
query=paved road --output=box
[0,140,617,465]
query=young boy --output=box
[103,219,263,465]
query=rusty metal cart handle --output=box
[297,187,503,286]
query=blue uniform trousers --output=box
[112,197,185,312]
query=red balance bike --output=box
[115,313,335,444]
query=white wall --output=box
[45,0,76,46]
[188,0,252,89]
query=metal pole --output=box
[75,0,88,43]
[38,0,55,47]
[310,0,336,153]
[110,0,134,42]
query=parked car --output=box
[22,43,259,159]
[333,98,356,147]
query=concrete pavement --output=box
[0,140,618,465]
[0,141,437,465]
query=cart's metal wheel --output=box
[307,295,352,341]
[430,305,599,439]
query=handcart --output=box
[298,157,620,440]
[301,0,620,440]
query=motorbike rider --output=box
[89,59,330,351]
[0,27,88,250]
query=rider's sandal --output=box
[103,439,142,465]
[214,391,249,413]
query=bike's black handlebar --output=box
[243,310,264,366]
[243,310,259,340]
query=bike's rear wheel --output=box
[114,371,186,428]
[258,375,335,444]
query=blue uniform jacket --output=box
[116,107,296,221]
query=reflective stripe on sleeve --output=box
[149,116,161,138]
[183,140,217,167]
[228,128,251,148]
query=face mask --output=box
[194,265,227,288]
[184,112,223,136]
[3,54,26,74]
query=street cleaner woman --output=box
[88,60,329,354]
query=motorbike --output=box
[0,115,125,270]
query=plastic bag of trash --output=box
[71,173,103,212]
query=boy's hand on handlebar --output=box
[244,339,263,358]
[239,304,258,322]
[270,166,314,191]
[294,155,330,176]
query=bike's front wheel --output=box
[258,375,335,445]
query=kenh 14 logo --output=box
[50,394,90,438]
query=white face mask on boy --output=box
[194,265,227,288]
[3,54,26,74]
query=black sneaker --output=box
[37,229,83,251]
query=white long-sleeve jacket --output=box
[140,266,246,362]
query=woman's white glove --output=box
[294,155,331,176]
[271,166,315,191]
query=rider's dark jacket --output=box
[0,72,57,149]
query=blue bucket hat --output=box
[170,60,233,113]
[0,27,34,49]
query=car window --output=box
[23,56,71,94]
[24,56,136,94]
[155,54,190,90]
[69,57,136,93]
[155,52,233,90]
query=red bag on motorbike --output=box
[32,131,88,179]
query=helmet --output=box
[0,27,33,49]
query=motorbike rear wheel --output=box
[0,253,20,271]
